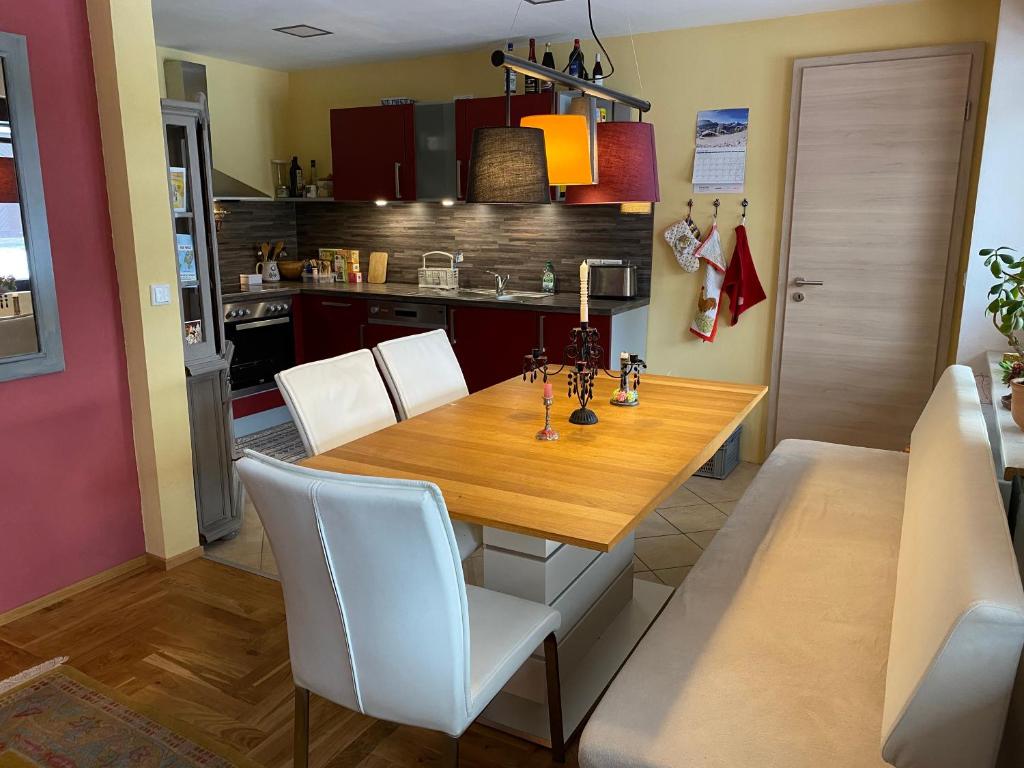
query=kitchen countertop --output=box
[221,280,649,316]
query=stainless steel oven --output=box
[223,297,294,396]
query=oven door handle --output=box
[234,317,292,331]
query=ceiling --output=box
[152,0,900,71]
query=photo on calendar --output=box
[695,108,749,150]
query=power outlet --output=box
[150,283,172,306]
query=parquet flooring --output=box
[0,559,577,767]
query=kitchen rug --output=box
[0,663,258,767]
[235,421,307,463]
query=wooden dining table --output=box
[303,371,766,745]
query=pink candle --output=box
[579,261,589,324]
[544,381,554,399]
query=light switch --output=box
[150,283,172,306]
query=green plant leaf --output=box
[981,248,995,256]
[992,261,1003,278]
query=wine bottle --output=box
[505,41,517,93]
[568,38,584,79]
[289,156,300,198]
[541,43,556,92]
[592,53,604,86]
[525,38,539,94]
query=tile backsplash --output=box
[217,200,653,296]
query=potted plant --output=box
[984,246,1024,425]
[0,275,15,293]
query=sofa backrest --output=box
[882,365,1024,768]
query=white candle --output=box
[579,261,589,324]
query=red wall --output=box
[0,1,145,614]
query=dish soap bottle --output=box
[542,261,556,294]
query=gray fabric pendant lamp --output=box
[466,125,551,204]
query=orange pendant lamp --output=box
[564,122,659,205]
[520,113,594,186]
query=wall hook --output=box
[712,198,720,222]
[741,198,749,225]
[686,199,694,221]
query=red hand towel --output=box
[722,225,765,326]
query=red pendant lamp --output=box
[565,122,659,205]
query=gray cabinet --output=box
[163,98,241,542]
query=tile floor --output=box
[205,461,761,591]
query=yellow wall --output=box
[87,0,199,559]
[285,0,998,460]
[156,47,289,196]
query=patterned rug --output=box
[235,422,307,464]
[0,661,257,767]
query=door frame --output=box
[765,44,986,451]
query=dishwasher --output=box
[361,300,448,348]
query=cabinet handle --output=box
[322,301,352,308]
[538,314,546,351]
[456,160,462,199]
[394,161,402,199]
[359,323,366,348]
[448,308,457,345]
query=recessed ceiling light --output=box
[273,24,332,38]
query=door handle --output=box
[456,160,462,199]
[394,162,402,199]
[448,308,456,345]
[793,277,823,287]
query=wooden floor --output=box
[0,559,578,768]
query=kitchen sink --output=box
[456,288,552,300]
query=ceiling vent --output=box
[273,24,332,38]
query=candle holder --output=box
[522,324,606,426]
[536,395,559,441]
[610,353,647,407]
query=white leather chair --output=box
[373,330,482,558]
[275,349,397,456]
[236,451,564,767]
[372,329,469,420]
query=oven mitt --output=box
[664,218,702,273]
[689,225,727,342]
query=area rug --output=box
[235,422,307,464]
[0,660,258,767]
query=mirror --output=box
[0,60,37,358]
[0,31,63,382]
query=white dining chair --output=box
[373,330,482,558]
[276,349,397,456]
[236,451,565,767]
[373,329,469,420]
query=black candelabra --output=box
[523,323,646,426]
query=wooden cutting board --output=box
[368,252,388,284]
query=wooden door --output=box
[331,105,415,201]
[770,46,982,450]
[455,94,553,200]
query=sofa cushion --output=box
[881,365,1024,768]
[580,439,908,768]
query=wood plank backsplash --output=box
[217,201,653,295]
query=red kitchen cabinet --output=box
[449,306,540,393]
[331,105,416,201]
[455,94,554,200]
[295,294,366,363]
[539,312,612,369]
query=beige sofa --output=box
[579,366,1024,768]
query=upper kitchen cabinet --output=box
[331,104,416,201]
[455,93,553,200]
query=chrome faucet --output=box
[485,270,510,296]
